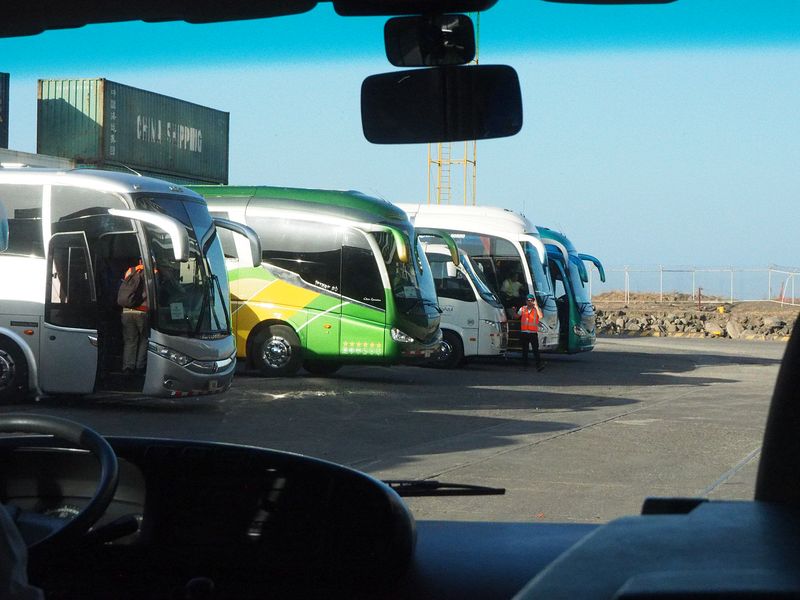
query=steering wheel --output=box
[0,413,119,552]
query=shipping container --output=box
[37,78,229,184]
[0,73,9,149]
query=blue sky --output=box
[2,0,799,280]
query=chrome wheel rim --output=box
[0,350,15,391]
[263,336,292,369]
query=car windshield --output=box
[0,0,796,532]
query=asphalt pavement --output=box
[1,336,786,523]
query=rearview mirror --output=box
[361,65,522,144]
[385,14,475,67]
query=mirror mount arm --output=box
[108,208,189,262]
[212,217,262,267]
[415,228,460,267]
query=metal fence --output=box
[588,265,800,306]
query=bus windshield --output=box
[462,257,502,307]
[568,255,592,306]
[373,229,438,314]
[134,194,230,338]
[522,241,556,308]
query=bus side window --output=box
[46,233,97,330]
[342,230,385,309]
[252,216,342,294]
[0,184,45,257]
[430,257,474,303]
[51,186,127,227]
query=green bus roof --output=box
[189,185,409,226]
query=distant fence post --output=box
[659,265,663,303]
[624,266,630,304]
[768,269,772,301]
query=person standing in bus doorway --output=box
[118,260,148,376]
[518,293,544,372]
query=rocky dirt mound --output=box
[594,301,797,341]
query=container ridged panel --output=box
[37,78,103,160]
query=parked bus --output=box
[397,204,559,352]
[190,185,452,376]
[0,168,259,402]
[536,226,605,353]
[422,242,508,368]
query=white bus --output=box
[0,168,259,402]
[423,242,508,368]
[398,204,559,351]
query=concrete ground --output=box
[1,337,786,523]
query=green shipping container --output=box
[37,78,229,184]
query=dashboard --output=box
[0,436,418,598]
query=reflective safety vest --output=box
[518,305,541,333]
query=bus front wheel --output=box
[437,330,465,369]
[0,338,29,404]
[303,360,342,377]
[252,325,302,377]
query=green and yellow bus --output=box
[190,186,452,376]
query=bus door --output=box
[548,255,571,351]
[339,229,386,359]
[40,231,98,393]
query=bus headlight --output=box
[573,325,589,337]
[391,328,415,343]
[148,341,192,367]
[482,320,502,331]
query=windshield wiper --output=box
[383,479,505,497]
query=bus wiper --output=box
[383,479,506,497]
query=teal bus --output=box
[189,186,454,376]
[536,227,605,353]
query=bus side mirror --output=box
[213,218,262,267]
[108,209,189,261]
[446,262,459,278]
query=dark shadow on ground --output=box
[0,338,779,475]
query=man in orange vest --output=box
[517,293,544,371]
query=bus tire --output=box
[0,338,29,404]
[303,360,341,377]
[252,324,302,377]
[437,330,464,369]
